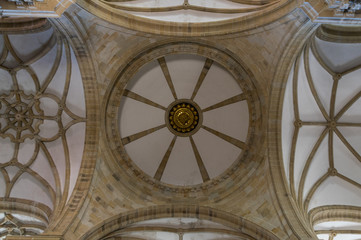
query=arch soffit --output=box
[80,205,280,240]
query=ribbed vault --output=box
[280,27,361,240]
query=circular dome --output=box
[105,43,262,195]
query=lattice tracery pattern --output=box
[282,35,361,240]
[0,28,86,238]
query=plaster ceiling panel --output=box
[308,176,361,210]
[338,96,361,123]
[119,96,165,137]
[334,127,361,184]
[281,66,295,182]
[39,96,59,117]
[0,171,5,196]
[44,44,67,98]
[122,231,178,240]
[10,172,54,209]
[30,44,57,86]
[131,218,234,229]
[125,59,174,108]
[0,68,12,93]
[293,125,325,194]
[16,69,37,94]
[315,221,361,231]
[29,147,56,191]
[190,0,259,8]
[334,234,361,240]
[314,38,361,73]
[194,61,242,109]
[192,128,241,179]
[297,52,325,122]
[0,139,13,164]
[8,28,54,62]
[184,233,240,240]
[202,101,249,142]
[17,138,36,165]
[334,69,361,120]
[116,0,184,7]
[4,166,18,182]
[316,235,329,240]
[3,53,19,69]
[124,127,174,178]
[308,50,333,115]
[161,137,203,185]
[165,54,205,99]
[65,48,86,118]
[45,138,66,193]
[39,120,59,139]
[302,135,329,200]
[131,10,244,23]
[66,122,86,202]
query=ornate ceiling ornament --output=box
[166,100,202,136]
[104,42,263,200]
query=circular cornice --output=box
[75,0,298,36]
[103,42,264,201]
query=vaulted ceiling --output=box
[0,1,360,240]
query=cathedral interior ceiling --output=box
[0,0,360,240]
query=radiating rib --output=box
[202,125,248,150]
[298,127,328,206]
[304,172,330,211]
[328,129,334,169]
[310,37,334,75]
[39,38,63,93]
[202,93,247,112]
[189,136,210,182]
[336,122,361,127]
[191,59,213,100]
[334,128,361,163]
[154,136,177,181]
[123,89,167,111]
[335,90,361,121]
[301,121,328,126]
[289,126,300,199]
[329,75,339,119]
[304,44,331,121]
[337,173,361,189]
[122,124,166,145]
[157,57,177,100]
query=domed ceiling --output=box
[105,43,263,199]
[281,28,361,240]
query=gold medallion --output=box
[169,103,199,133]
